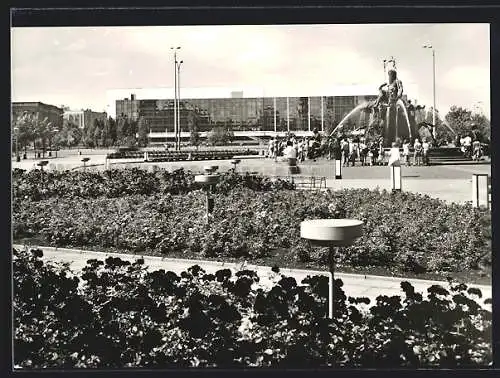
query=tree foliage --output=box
[137,117,149,147]
[445,106,490,143]
[207,126,233,146]
[53,119,82,148]
[12,112,56,156]
[190,130,201,148]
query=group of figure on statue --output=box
[334,57,425,148]
[372,67,404,111]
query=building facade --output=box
[12,102,64,129]
[63,109,107,129]
[110,87,382,143]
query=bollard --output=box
[334,159,342,179]
[390,164,402,192]
[472,174,490,209]
[288,157,300,175]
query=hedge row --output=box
[14,248,492,368]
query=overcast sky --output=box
[11,23,490,118]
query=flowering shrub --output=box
[12,168,295,201]
[13,187,491,278]
[13,248,492,368]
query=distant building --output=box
[12,101,64,129]
[63,109,107,129]
[109,86,383,144]
[62,110,85,129]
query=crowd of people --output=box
[266,135,323,162]
[265,133,436,167]
[456,134,484,161]
[265,129,487,167]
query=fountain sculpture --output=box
[330,57,418,147]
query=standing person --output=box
[388,141,401,167]
[327,138,333,160]
[370,142,379,166]
[359,139,368,166]
[366,142,373,166]
[270,138,276,159]
[297,139,304,162]
[472,139,482,161]
[402,139,411,166]
[350,138,358,167]
[341,138,349,166]
[422,138,430,166]
[463,134,472,159]
[332,138,342,162]
[378,139,385,165]
[283,140,297,160]
[293,138,299,158]
[413,138,423,166]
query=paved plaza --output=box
[12,152,491,205]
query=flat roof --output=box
[12,101,63,111]
[107,85,380,102]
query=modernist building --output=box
[12,102,64,130]
[63,109,107,129]
[107,86,420,143]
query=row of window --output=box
[116,95,376,133]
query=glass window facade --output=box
[309,97,322,132]
[287,97,309,132]
[115,94,378,135]
[275,97,288,132]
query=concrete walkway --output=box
[13,244,492,309]
[12,154,490,205]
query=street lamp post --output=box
[176,59,184,151]
[37,160,49,190]
[300,219,363,319]
[423,44,436,139]
[171,46,181,151]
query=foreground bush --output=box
[13,248,492,368]
[13,187,491,276]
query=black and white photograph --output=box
[11,11,492,369]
